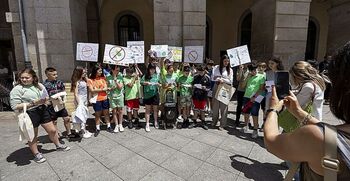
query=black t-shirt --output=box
[192,74,211,100]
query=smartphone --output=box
[275,71,290,99]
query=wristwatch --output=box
[266,109,279,115]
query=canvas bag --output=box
[214,83,235,105]
[17,103,35,142]
[278,83,316,132]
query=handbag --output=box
[17,103,35,142]
[214,83,235,105]
[278,83,316,132]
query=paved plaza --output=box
[0,101,342,181]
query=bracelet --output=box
[300,113,312,126]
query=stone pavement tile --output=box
[137,128,174,142]
[236,175,251,181]
[193,132,227,147]
[1,161,59,181]
[92,170,122,181]
[160,151,203,180]
[46,149,90,169]
[139,142,177,165]
[187,162,238,181]
[248,145,284,167]
[54,158,111,180]
[237,154,285,181]
[119,134,158,153]
[95,144,135,169]
[159,133,192,150]
[140,166,185,181]
[180,140,216,161]
[206,148,246,175]
[218,137,254,157]
[79,136,118,158]
[111,154,157,181]
[105,130,139,145]
[171,127,203,138]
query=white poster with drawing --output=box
[103,44,132,65]
[184,46,204,64]
[76,43,99,62]
[167,46,182,62]
[151,45,168,58]
[127,41,144,63]
[227,45,251,67]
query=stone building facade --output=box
[1,0,350,81]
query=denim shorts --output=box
[92,99,109,112]
[242,97,260,117]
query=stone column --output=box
[327,0,350,54]
[274,0,311,68]
[182,0,206,46]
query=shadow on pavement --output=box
[230,155,287,181]
[6,145,55,166]
[225,126,265,148]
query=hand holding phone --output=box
[275,71,290,99]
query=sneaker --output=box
[177,115,183,121]
[218,127,224,131]
[34,153,46,163]
[252,130,258,139]
[56,145,71,151]
[134,118,139,127]
[107,127,113,133]
[119,124,124,132]
[240,126,249,133]
[202,123,209,130]
[188,122,197,129]
[83,131,92,139]
[128,121,133,129]
[145,124,150,132]
[94,129,100,137]
[113,125,119,133]
[154,121,159,129]
[182,119,190,128]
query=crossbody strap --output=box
[284,162,300,181]
[323,125,339,181]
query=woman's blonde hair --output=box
[289,61,326,91]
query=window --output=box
[117,14,141,46]
[305,19,319,60]
[239,11,252,50]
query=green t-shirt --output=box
[106,72,124,99]
[141,74,160,99]
[244,73,266,98]
[177,75,193,97]
[123,76,140,100]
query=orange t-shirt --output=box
[87,77,107,101]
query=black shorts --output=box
[47,105,69,120]
[144,95,159,106]
[26,105,52,128]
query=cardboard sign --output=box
[127,41,145,64]
[151,45,168,58]
[227,45,251,67]
[167,46,182,62]
[76,43,98,62]
[103,44,132,65]
[184,46,204,64]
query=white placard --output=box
[254,95,264,103]
[76,43,99,62]
[184,46,204,64]
[227,45,251,67]
[265,80,275,92]
[167,46,182,62]
[103,44,132,65]
[151,45,168,58]
[127,41,144,63]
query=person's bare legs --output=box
[153,105,159,128]
[28,128,39,155]
[41,122,60,146]
[63,116,71,135]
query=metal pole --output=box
[18,0,31,68]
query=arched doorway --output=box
[305,18,319,60]
[115,13,142,46]
[205,16,212,59]
[239,11,252,50]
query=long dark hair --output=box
[329,42,350,123]
[71,66,84,92]
[145,64,156,80]
[89,65,103,79]
[219,55,230,75]
[270,56,284,70]
[17,68,41,89]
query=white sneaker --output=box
[240,125,249,133]
[251,130,258,139]
[145,124,150,132]
[154,121,159,129]
[177,115,183,121]
[83,130,92,138]
[119,124,124,132]
[114,125,119,133]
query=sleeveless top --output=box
[300,123,350,180]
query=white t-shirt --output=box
[211,65,233,85]
[296,82,324,121]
